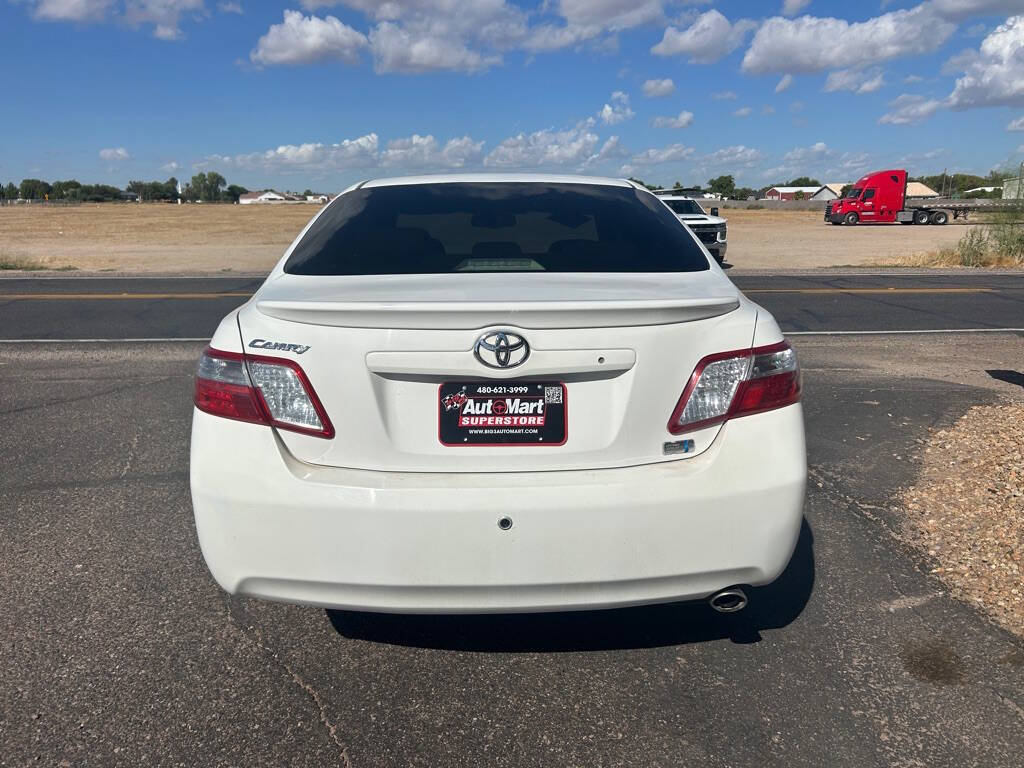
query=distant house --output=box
[306,194,329,204]
[761,186,820,201]
[905,182,938,198]
[810,183,848,201]
[962,186,1001,195]
[239,190,287,205]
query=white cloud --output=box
[781,0,811,16]
[732,106,752,117]
[701,145,763,167]
[208,133,380,171]
[484,124,600,167]
[642,78,675,98]
[160,161,181,173]
[217,1,242,13]
[824,68,885,94]
[651,10,756,64]
[30,0,113,21]
[878,93,942,124]
[652,110,694,128]
[630,143,694,165]
[783,141,831,163]
[598,91,635,125]
[928,1,1024,22]
[255,2,526,73]
[712,90,738,100]
[379,134,484,168]
[99,147,129,161]
[947,16,1024,109]
[1008,115,1024,131]
[250,10,367,66]
[775,74,793,93]
[29,0,203,38]
[584,135,630,167]
[903,74,924,84]
[369,21,500,73]
[762,105,776,114]
[123,0,205,40]
[526,0,666,52]
[743,4,955,74]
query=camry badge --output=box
[474,330,530,369]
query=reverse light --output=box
[667,341,800,434]
[194,347,334,438]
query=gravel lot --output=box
[0,203,977,272]
[903,403,1024,637]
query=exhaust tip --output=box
[708,587,748,613]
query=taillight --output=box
[194,347,334,438]
[667,340,800,434]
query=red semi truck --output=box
[824,169,1010,225]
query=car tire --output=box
[930,210,949,225]
[913,209,931,225]
[844,212,859,225]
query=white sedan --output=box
[190,174,805,614]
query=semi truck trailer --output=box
[824,169,1016,225]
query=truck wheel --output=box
[913,209,930,225]
[843,212,859,225]
[930,210,948,225]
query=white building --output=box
[810,183,848,201]
[239,190,287,205]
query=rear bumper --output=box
[190,405,805,614]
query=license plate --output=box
[438,381,567,446]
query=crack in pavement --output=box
[225,598,353,767]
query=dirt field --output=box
[0,203,979,273]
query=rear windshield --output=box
[284,182,710,275]
[664,199,704,215]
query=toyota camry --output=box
[190,174,806,614]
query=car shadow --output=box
[326,518,814,652]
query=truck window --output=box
[844,187,862,199]
[863,188,876,200]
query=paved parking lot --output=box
[2,333,1022,767]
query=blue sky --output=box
[2,0,1024,192]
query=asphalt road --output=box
[2,333,1024,766]
[1,271,1023,339]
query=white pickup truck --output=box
[655,194,728,264]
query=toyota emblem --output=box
[474,330,530,369]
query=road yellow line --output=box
[745,288,994,294]
[0,292,252,300]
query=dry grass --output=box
[876,250,1024,268]
[0,201,996,272]
[902,404,1024,637]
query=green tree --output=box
[733,187,756,200]
[672,180,683,189]
[785,176,820,187]
[707,175,735,198]
[224,184,248,203]
[205,171,227,201]
[794,190,806,200]
[20,179,52,200]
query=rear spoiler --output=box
[254,296,740,330]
